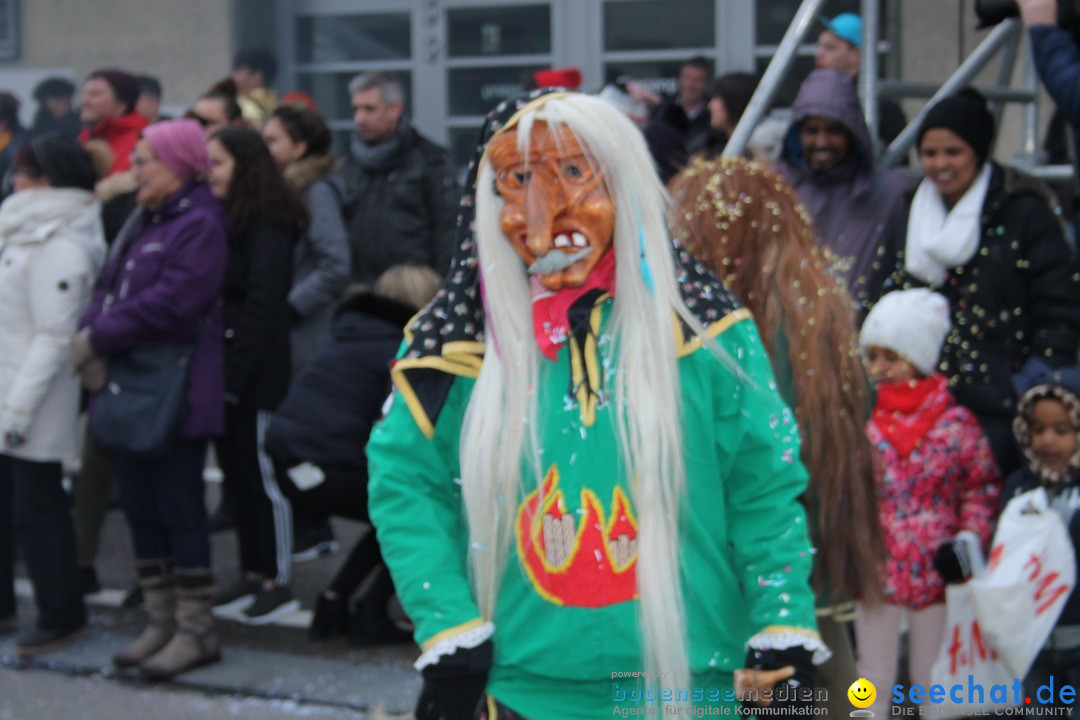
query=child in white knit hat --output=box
[855,288,1001,717]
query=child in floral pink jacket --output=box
[855,288,1000,717]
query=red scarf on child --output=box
[871,374,952,458]
[531,251,616,361]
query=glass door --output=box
[442,0,554,169]
[291,0,418,151]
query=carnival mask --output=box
[487,122,615,292]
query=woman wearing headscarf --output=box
[0,134,105,656]
[669,156,883,718]
[876,89,1080,478]
[73,118,229,679]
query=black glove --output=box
[745,646,815,711]
[934,536,973,584]
[415,639,493,720]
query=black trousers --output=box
[216,406,292,585]
[0,454,86,631]
[273,463,368,523]
[274,461,375,598]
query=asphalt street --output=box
[1,479,421,719]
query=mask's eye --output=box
[563,163,584,179]
[495,166,530,195]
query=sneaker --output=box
[15,625,86,657]
[212,577,262,618]
[292,523,339,563]
[239,583,300,626]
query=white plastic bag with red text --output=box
[929,571,1016,714]
[969,487,1075,679]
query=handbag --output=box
[90,341,195,457]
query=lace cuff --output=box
[414,621,495,671]
[747,625,832,665]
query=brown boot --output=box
[139,568,221,680]
[113,558,176,668]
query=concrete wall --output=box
[1,0,232,121]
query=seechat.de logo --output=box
[850,678,877,717]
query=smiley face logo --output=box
[848,678,876,709]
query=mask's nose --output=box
[524,171,565,258]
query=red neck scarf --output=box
[871,374,952,458]
[531,250,616,360]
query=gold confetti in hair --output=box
[670,156,885,604]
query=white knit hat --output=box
[859,288,952,375]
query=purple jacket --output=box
[79,182,229,438]
[777,69,911,315]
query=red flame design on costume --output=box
[515,465,638,606]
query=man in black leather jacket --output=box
[339,72,460,284]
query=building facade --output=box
[0,0,1041,169]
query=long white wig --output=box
[460,93,700,707]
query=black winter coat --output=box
[339,124,459,284]
[222,219,295,411]
[263,292,415,471]
[875,163,1080,475]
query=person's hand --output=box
[415,640,492,720]
[934,535,975,584]
[734,666,795,703]
[71,327,96,371]
[0,409,29,450]
[625,81,660,106]
[79,355,108,393]
[738,646,815,711]
[1018,0,1058,26]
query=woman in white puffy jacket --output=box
[0,133,106,656]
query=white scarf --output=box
[904,162,993,287]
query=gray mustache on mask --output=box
[528,247,593,275]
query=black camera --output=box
[975,0,1080,27]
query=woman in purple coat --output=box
[72,119,229,679]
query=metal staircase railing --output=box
[724,0,1071,184]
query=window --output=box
[293,10,414,153]
[603,0,713,52]
[295,13,411,63]
[444,3,553,170]
[447,5,550,57]
[600,0,715,98]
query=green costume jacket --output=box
[368,297,822,719]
